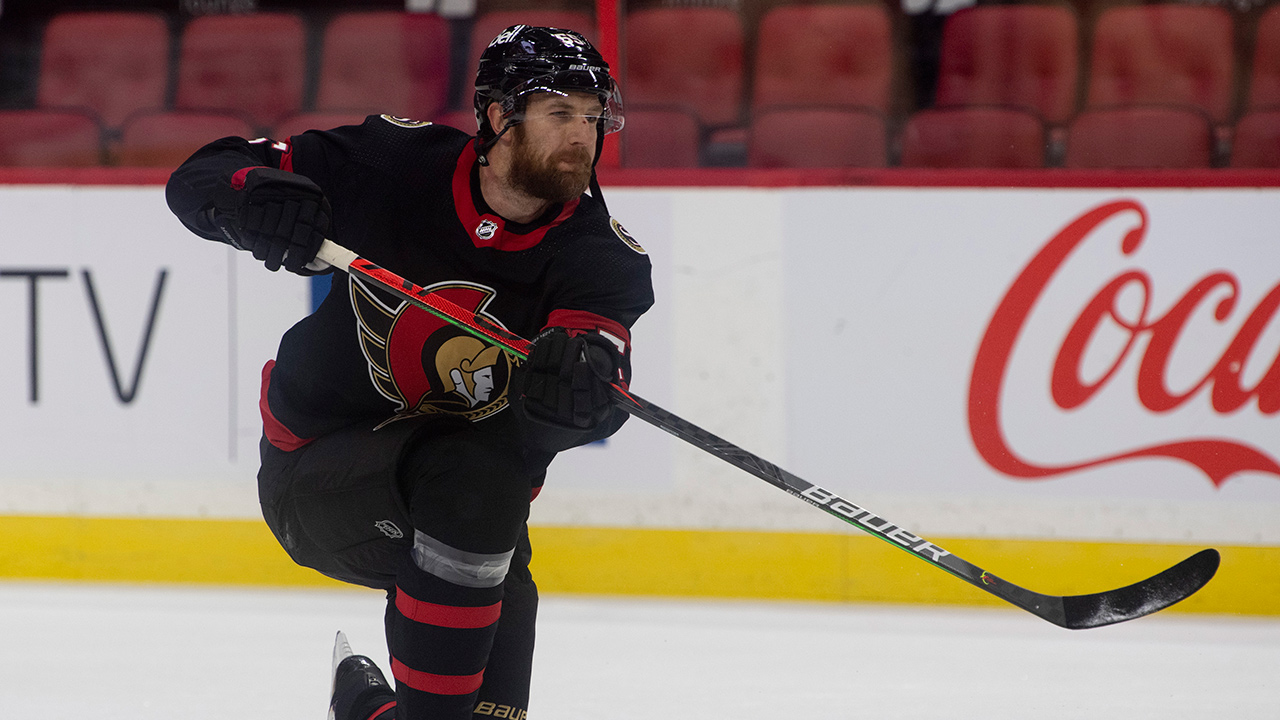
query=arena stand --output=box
[1,0,1278,168]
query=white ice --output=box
[2,581,1277,719]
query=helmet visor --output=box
[500,71,625,135]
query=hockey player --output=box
[165,25,653,720]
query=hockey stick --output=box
[316,239,1220,629]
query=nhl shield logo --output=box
[476,219,499,241]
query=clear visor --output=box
[500,72,625,135]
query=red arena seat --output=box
[273,112,375,140]
[752,4,893,113]
[935,5,1079,126]
[37,12,171,129]
[317,12,451,121]
[621,107,701,168]
[1065,106,1214,168]
[435,109,478,134]
[115,110,256,168]
[0,109,103,166]
[1087,5,1236,124]
[1246,6,1280,111]
[175,13,307,129]
[899,107,1047,168]
[1230,110,1280,167]
[626,8,745,129]
[748,107,886,168]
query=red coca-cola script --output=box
[968,199,1280,486]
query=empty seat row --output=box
[6,104,1275,170]
[620,2,1280,168]
[31,9,602,134]
[11,5,1280,169]
[630,105,1280,169]
[933,3,1255,126]
[0,108,477,169]
[35,11,452,131]
[903,105,1280,169]
[31,4,1280,131]
[631,2,1280,126]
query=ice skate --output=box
[328,631,395,720]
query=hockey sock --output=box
[386,534,511,719]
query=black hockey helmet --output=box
[472,25,624,164]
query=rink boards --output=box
[1,168,1277,615]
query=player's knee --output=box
[401,431,531,554]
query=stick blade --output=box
[1059,548,1220,629]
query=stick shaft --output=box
[314,239,1218,629]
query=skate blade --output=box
[329,631,354,720]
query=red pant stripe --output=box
[394,586,502,629]
[390,657,485,695]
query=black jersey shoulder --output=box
[555,194,649,258]
[288,114,473,188]
[539,194,655,327]
[285,116,474,257]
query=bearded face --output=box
[507,121,594,204]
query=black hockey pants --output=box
[259,416,546,719]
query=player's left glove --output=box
[215,166,331,274]
[518,327,621,430]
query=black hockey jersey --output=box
[166,115,654,453]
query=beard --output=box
[507,124,594,204]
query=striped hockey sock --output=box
[386,530,512,719]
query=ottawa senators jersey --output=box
[167,115,654,450]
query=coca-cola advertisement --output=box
[786,188,1280,544]
[970,199,1277,487]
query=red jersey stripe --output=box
[260,360,314,451]
[544,308,631,350]
[394,587,502,629]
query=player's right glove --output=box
[215,167,331,273]
[518,327,621,431]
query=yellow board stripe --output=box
[0,515,327,586]
[1,516,1275,616]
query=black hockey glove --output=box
[518,327,622,430]
[215,167,330,273]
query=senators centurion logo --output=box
[350,275,515,423]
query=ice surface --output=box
[2,581,1276,719]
